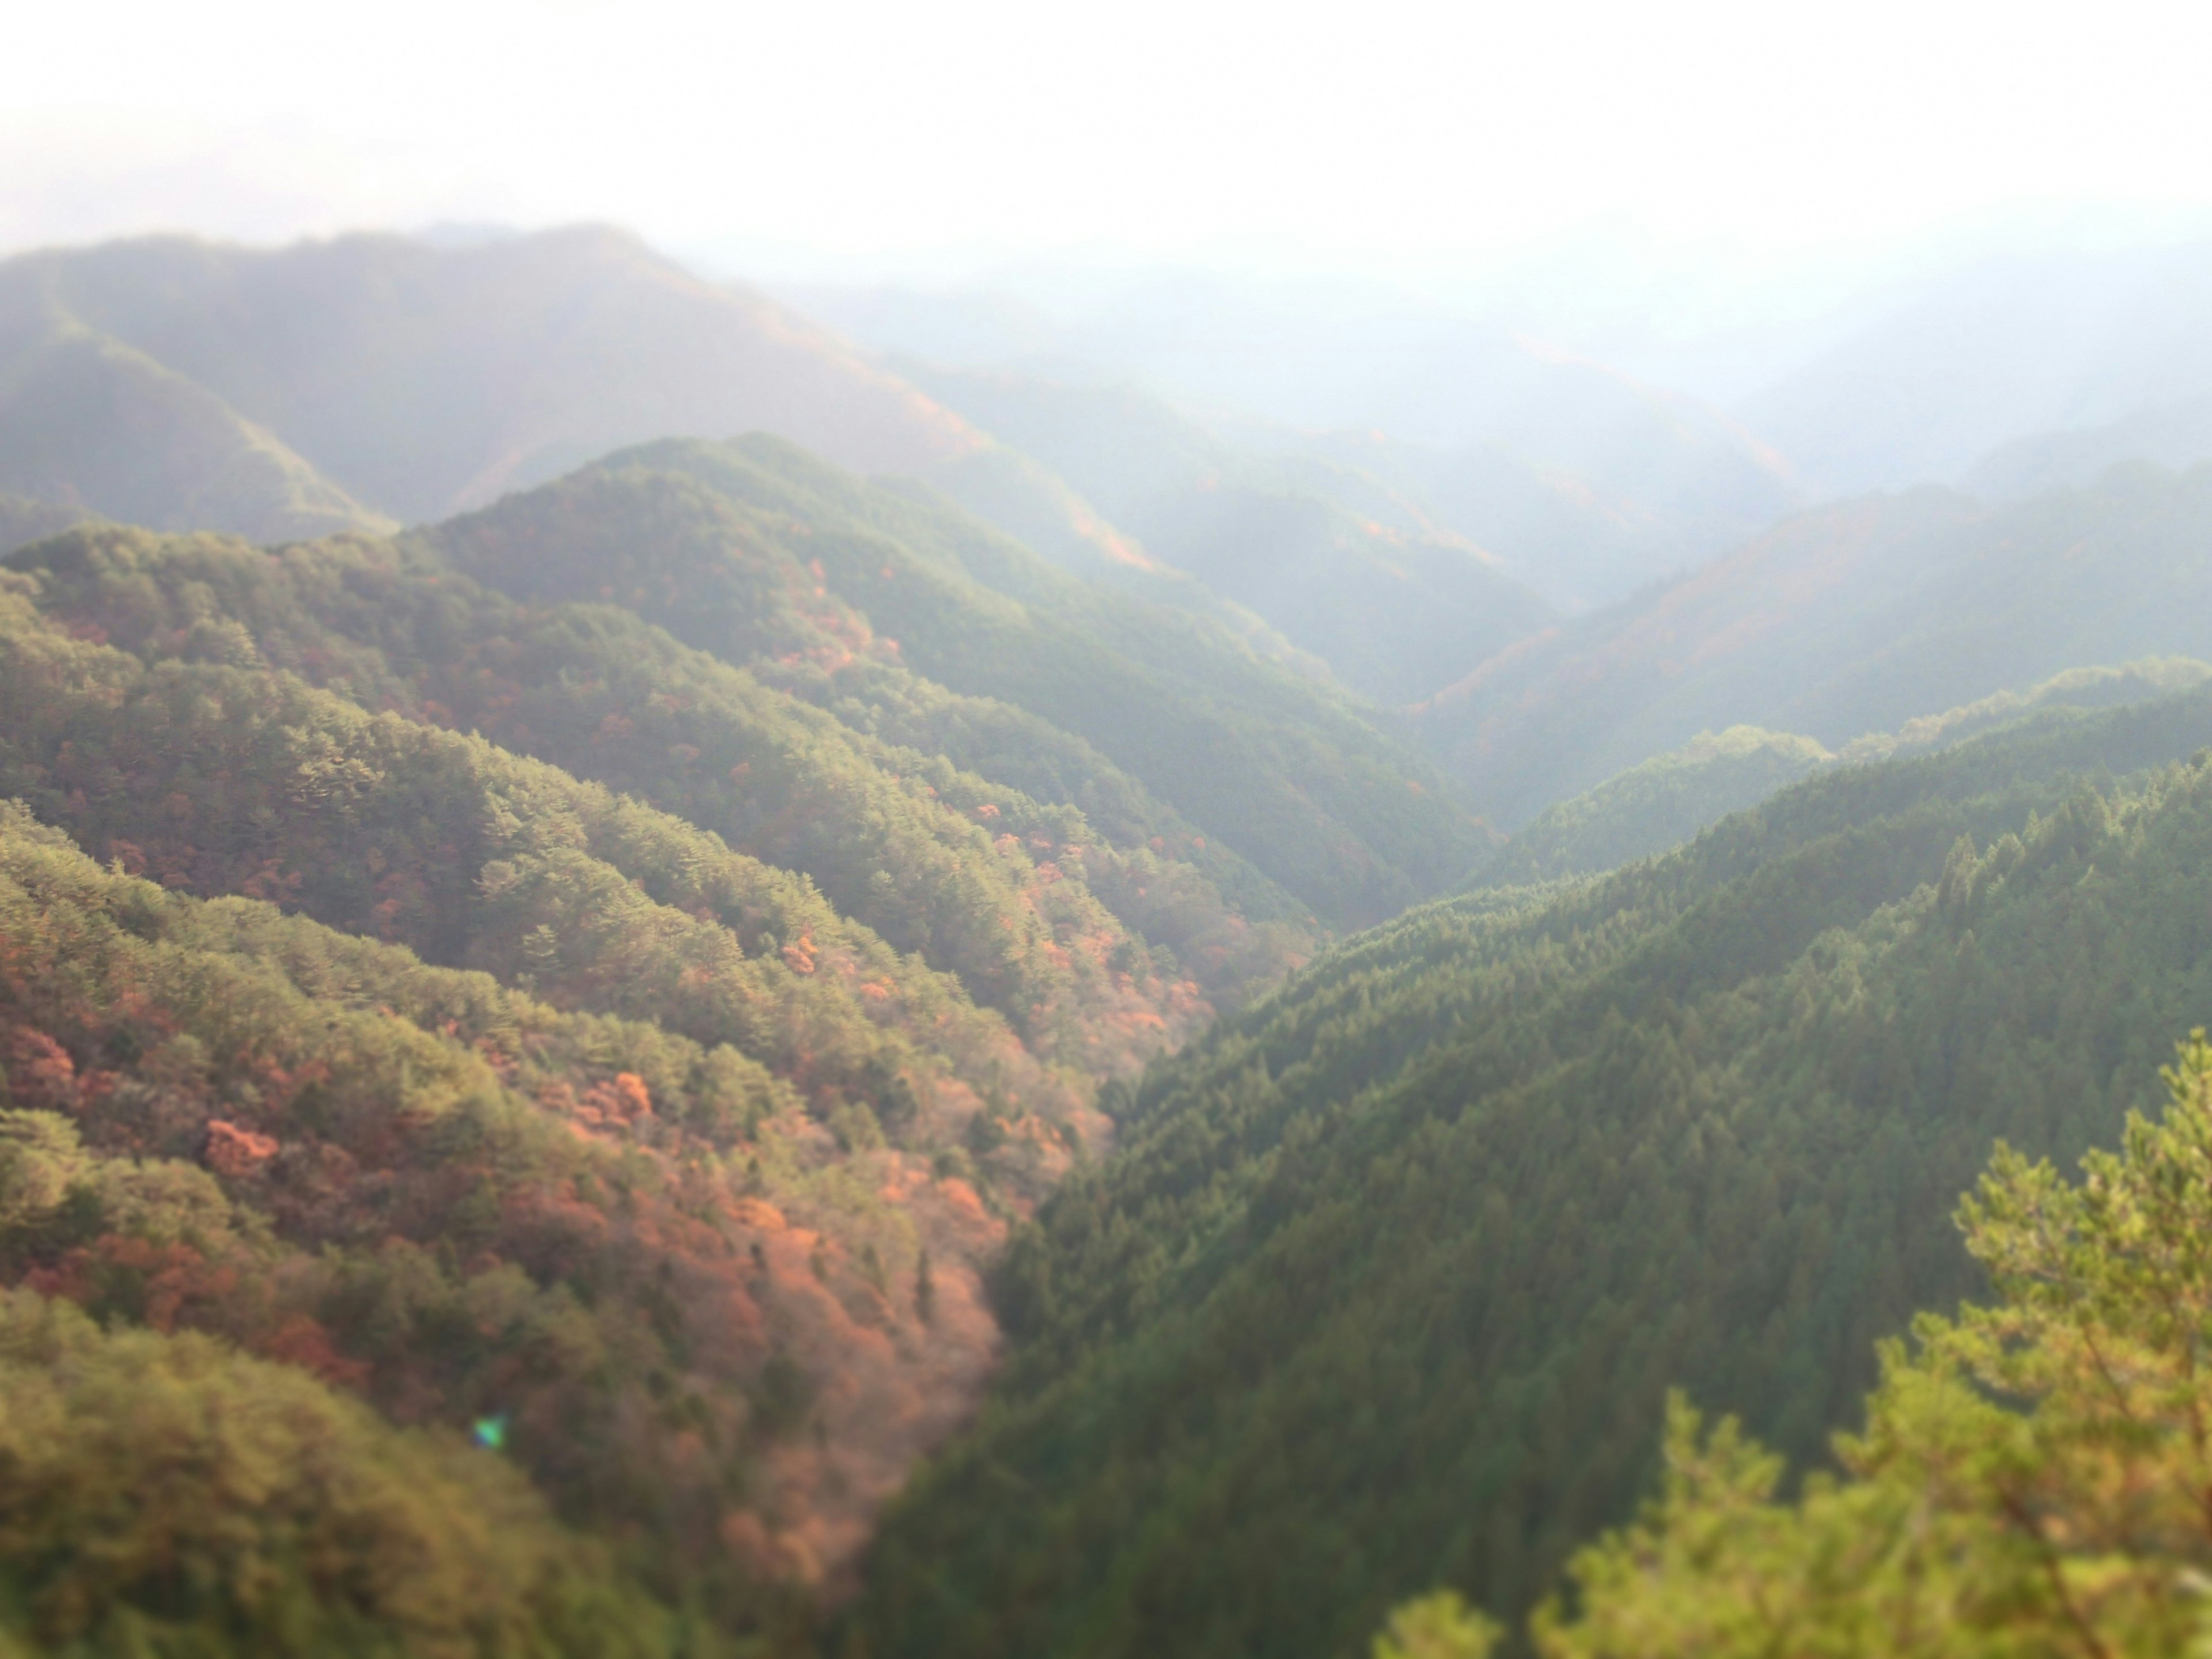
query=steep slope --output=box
[0,1281,666,1654]
[0,420,1489,1627]
[1475,660,2212,887]
[898,365,1555,704]
[13,524,1267,1063]
[422,436,1492,927]
[0,228,984,527]
[0,313,386,541]
[0,791,916,1649]
[0,529,1237,1639]
[1416,466,2212,827]
[853,686,2212,1658]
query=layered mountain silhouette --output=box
[1415,464,2212,826]
[893,363,1554,704]
[789,270,1805,611]
[1741,238,2212,493]
[0,227,981,534]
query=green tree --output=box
[1427,1028,2212,1656]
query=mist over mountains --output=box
[14,209,2212,1653]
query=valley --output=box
[8,216,2212,1656]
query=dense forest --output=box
[851,688,2212,1656]
[1378,1029,2212,1654]
[0,417,1493,1649]
[12,215,2212,1657]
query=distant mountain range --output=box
[1415,464,2212,827]
[0,226,979,532]
[0,231,1562,709]
[786,271,1805,613]
[1737,238,2212,495]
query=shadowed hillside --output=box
[853,684,2212,1658]
[1416,465,2212,827]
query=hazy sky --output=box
[9,0,2212,282]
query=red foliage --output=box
[204,1119,280,1176]
[260,1313,373,1388]
[5,1027,79,1111]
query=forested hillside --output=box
[17,210,2212,1659]
[1472,725,1834,885]
[853,686,2212,1657]
[0,556,1107,1631]
[420,435,1488,928]
[1380,1028,2212,1654]
[0,391,1498,1647]
[1478,660,2212,887]
[895,363,1555,704]
[1418,464,2212,825]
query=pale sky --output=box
[8,0,2212,283]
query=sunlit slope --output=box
[1418,466,2212,827]
[851,686,2212,1659]
[0,791,971,1649]
[12,522,1283,1058]
[422,436,1491,927]
[0,427,1381,1641]
[788,270,1804,573]
[0,227,985,527]
[0,548,1146,1638]
[899,364,1556,704]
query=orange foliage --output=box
[204,1119,279,1176]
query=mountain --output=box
[0,315,388,542]
[0,399,1513,1643]
[851,683,2212,1658]
[1740,239,2212,494]
[783,272,1805,611]
[1222,423,1740,614]
[1475,660,2212,888]
[895,364,1555,704]
[420,435,1490,928]
[1962,397,2212,499]
[1416,465,2212,828]
[1471,725,1834,887]
[0,533,1113,1625]
[0,227,984,532]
